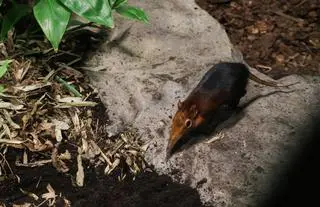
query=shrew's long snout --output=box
[166,128,185,160]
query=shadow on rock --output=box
[258,107,320,206]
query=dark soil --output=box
[0,148,203,207]
[196,0,320,79]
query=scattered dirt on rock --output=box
[196,0,320,79]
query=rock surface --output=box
[84,0,320,206]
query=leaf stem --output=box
[55,75,82,97]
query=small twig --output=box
[55,57,82,73]
[111,140,125,156]
[272,10,304,23]
[45,50,80,65]
[0,138,25,145]
[98,147,112,166]
[59,50,82,59]
[15,159,52,167]
[95,119,99,135]
[301,42,313,54]
[256,64,272,73]
[205,132,225,144]
[66,22,94,33]
[20,59,31,81]
[43,69,56,82]
[0,153,14,175]
[300,54,308,67]
[36,198,50,207]
[295,0,307,7]
[36,176,42,188]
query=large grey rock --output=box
[85,0,237,135]
[84,0,320,206]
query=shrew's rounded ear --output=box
[189,104,198,119]
[178,100,182,109]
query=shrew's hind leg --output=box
[227,99,241,110]
[228,89,246,110]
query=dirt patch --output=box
[196,0,320,79]
[1,148,203,207]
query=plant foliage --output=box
[33,0,71,50]
[0,3,29,40]
[0,0,149,51]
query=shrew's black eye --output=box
[185,119,192,128]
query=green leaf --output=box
[55,75,82,97]
[111,0,127,9]
[116,5,148,23]
[33,0,71,51]
[0,4,30,40]
[0,85,5,93]
[108,0,116,7]
[58,0,114,28]
[0,59,13,79]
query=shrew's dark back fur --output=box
[186,62,249,108]
[195,62,249,90]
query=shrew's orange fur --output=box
[167,90,223,157]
